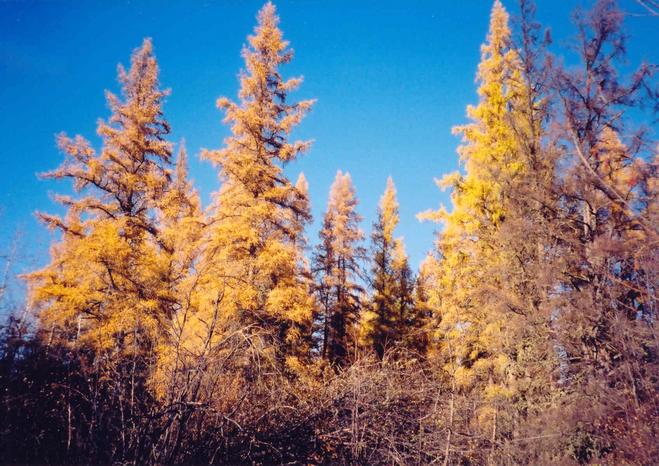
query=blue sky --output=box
[0,0,657,299]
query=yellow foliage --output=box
[420,0,528,432]
[196,2,314,369]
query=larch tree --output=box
[27,38,175,357]
[410,254,437,356]
[292,172,312,249]
[313,171,364,367]
[199,1,315,371]
[475,0,563,458]
[361,177,417,358]
[23,40,183,461]
[361,177,399,359]
[419,0,533,450]
[0,0,656,464]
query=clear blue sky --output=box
[1,0,657,297]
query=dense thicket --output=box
[1,1,657,464]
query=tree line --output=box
[1,0,657,464]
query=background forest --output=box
[0,0,658,464]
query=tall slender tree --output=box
[313,171,364,367]
[150,141,205,399]
[419,0,533,449]
[362,177,399,358]
[199,2,315,369]
[361,177,417,358]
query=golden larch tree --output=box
[199,1,315,370]
[313,171,364,367]
[419,0,527,446]
[361,177,417,358]
[27,39,176,356]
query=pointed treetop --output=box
[102,37,172,169]
[41,37,173,225]
[118,37,154,86]
[295,172,309,197]
[111,38,171,135]
[485,0,512,56]
[293,171,312,227]
[326,170,363,253]
[159,138,201,224]
[419,253,437,276]
[378,176,400,243]
[328,171,357,212]
[248,2,290,63]
[175,140,189,187]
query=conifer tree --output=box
[292,173,311,249]
[362,177,399,358]
[23,42,184,458]
[361,177,417,358]
[27,39,174,355]
[200,2,315,369]
[313,171,364,366]
[419,0,529,446]
[157,141,204,324]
